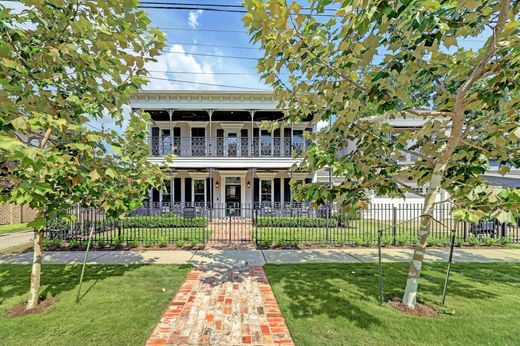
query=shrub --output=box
[113,237,123,248]
[256,216,338,228]
[68,239,80,249]
[499,236,512,246]
[159,236,168,248]
[483,237,497,246]
[128,239,139,248]
[176,239,185,248]
[121,215,208,228]
[53,238,62,249]
[467,235,480,246]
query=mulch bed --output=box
[6,296,58,318]
[388,298,438,317]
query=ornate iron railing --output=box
[148,136,310,158]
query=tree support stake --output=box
[76,225,95,303]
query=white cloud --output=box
[143,44,218,90]
[188,10,203,29]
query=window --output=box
[193,179,205,203]
[162,180,171,203]
[261,180,272,203]
[226,177,241,184]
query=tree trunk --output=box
[26,230,43,310]
[402,0,510,306]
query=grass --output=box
[0,264,191,346]
[265,263,520,346]
[0,223,31,235]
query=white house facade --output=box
[130,90,518,215]
[130,90,315,215]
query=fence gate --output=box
[207,204,255,248]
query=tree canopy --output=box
[0,0,167,309]
[244,0,520,306]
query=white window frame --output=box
[192,179,206,204]
[259,179,274,205]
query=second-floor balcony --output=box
[149,136,310,158]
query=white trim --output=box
[189,172,209,179]
[192,178,206,204]
[256,172,277,179]
[259,179,274,204]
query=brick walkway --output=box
[146,265,294,345]
[207,219,255,250]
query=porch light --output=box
[247,181,251,188]
[215,181,219,188]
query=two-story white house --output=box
[130,90,315,216]
[130,90,518,218]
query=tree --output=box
[244,0,520,306]
[0,0,167,310]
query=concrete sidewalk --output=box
[1,248,519,265]
[0,231,33,251]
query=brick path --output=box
[207,219,255,250]
[146,265,294,345]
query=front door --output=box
[225,184,241,216]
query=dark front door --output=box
[225,184,241,216]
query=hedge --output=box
[121,215,208,228]
[256,216,338,228]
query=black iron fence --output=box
[43,202,520,247]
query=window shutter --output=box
[273,178,281,203]
[152,188,160,203]
[253,178,260,205]
[184,178,192,202]
[206,178,211,204]
[284,178,291,202]
[174,178,181,202]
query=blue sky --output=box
[142,2,269,91]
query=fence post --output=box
[326,203,330,243]
[117,219,121,241]
[377,228,383,305]
[255,209,258,245]
[392,206,397,246]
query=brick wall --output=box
[0,204,38,225]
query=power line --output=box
[139,3,335,17]
[144,76,270,90]
[140,1,338,12]
[166,41,260,50]
[162,50,259,60]
[160,27,245,33]
[147,70,282,75]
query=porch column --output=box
[251,168,256,206]
[290,170,293,209]
[209,167,213,208]
[249,109,256,157]
[168,108,174,154]
[206,109,214,156]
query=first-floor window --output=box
[162,180,171,203]
[193,179,205,203]
[261,180,272,204]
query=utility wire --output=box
[143,75,270,90]
[140,1,338,12]
[162,50,259,60]
[166,41,260,50]
[147,70,287,75]
[139,4,335,16]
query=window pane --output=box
[226,177,241,184]
[194,180,205,193]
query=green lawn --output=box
[0,223,31,235]
[0,264,190,346]
[265,263,520,346]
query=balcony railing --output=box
[149,136,309,158]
